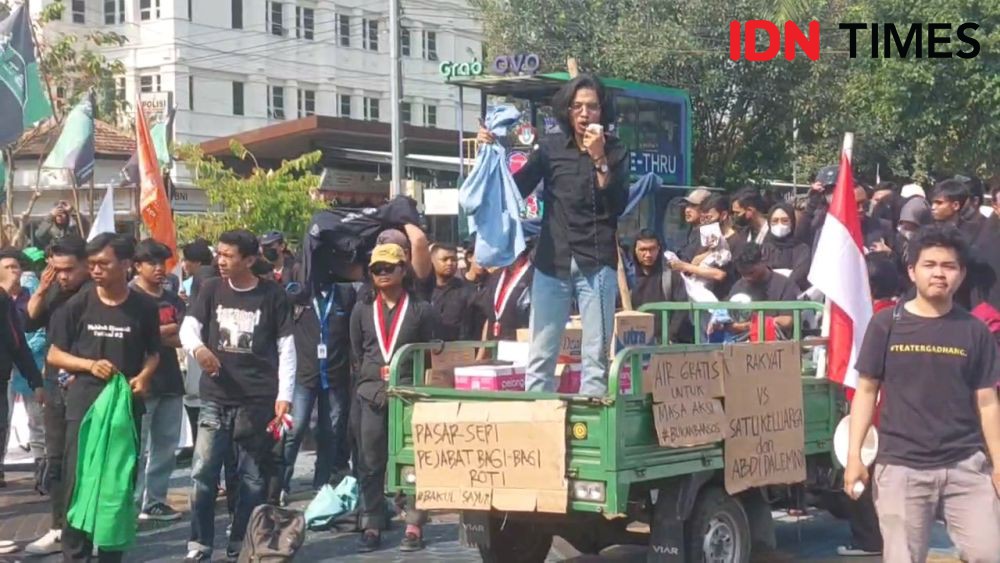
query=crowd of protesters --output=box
[0,72,997,563]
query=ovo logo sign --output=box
[729,21,981,61]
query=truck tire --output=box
[477,516,552,563]
[685,487,751,563]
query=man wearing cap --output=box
[349,243,435,553]
[260,231,298,287]
[679,188,711,261]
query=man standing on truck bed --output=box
[477,74,628,396]
[846,225,1000,563]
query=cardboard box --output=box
[423,368,455,388]
[454,365,526,391]
[516,326,583,363]
[611,311,655,359]
[557,364,632,394]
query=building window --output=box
[233,81,244,116]
[401,102,411,124]
[401,28,410,56]
[104,0,125,24]
[298,89,315,117]
[339,94,351,118]
[363,18,378,51]
[231,0,243,29]
[267,1,284,36]
[72,0,85,23]
[188,75,194,110]
[268,85,285,119]
[114,77,126,101]
[337,14,350,47]
[364,97,379,121]
[423,31,437,61]
[425,104,437,128]
[140,0,160,21]
[139,74,161,93]
[296,6,314,40]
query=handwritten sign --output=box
[648,350,726,447]
[723,342,806,494]
[411,400,567,513]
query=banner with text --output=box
[412,400,568,513]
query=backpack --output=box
[237,505,306,563]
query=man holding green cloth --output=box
[47,234,161,562]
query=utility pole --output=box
[389,0,403,197]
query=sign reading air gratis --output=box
[729,21,981,61]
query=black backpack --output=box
[237,505,306,563]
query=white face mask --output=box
[770,224,792,239]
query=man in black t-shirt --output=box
[281,281,355,502]
[179,230,295,562]
[628,231,692,343]
[429,244,478,341]
[846,225,1000,563]
[130,239,186,522]
[725,243,799,335]
[24,236,91,557]
[47,233,161,563]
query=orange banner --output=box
[135,99,178,271]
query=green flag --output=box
[0,2,54,146]
[43,97,95,185]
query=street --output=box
[0,451,962,563]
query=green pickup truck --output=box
[387,303,844,562]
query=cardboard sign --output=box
[723,342,806,494]
[431,347,477,371]
[648,350,726,447]
[517,326,583,361]
[411,400,568,513]
[612,311,655,358]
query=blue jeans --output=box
[188,401,275,556]
[136,394,184,510]
[526,258,617,396]
[282,382,350,492]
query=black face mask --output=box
[733,214,750,228]
[262,247,280,262]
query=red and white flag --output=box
[807,133,873,388]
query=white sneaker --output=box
[25,529,61,555]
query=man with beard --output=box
[24,236,92,556]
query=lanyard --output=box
[492,261,530,336]
[374,292,409,364]
[314,290,334,389]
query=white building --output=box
[31,0,484,144]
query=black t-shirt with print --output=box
[189,277,294,405]
[855,306,1000,469]
[130,281,186,397]
[49,287,161,421]
[28,280,94,379]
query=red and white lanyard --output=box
[374,292,410,363]
[492,261,530,337]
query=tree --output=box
[174,141,327,245]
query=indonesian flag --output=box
[136,98,178,271]
[807,133,873,388]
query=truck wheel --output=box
[685,487,751,563]
[477,516,552,563]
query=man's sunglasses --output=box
[370,263,400,276]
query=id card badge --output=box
[317,344,328,359]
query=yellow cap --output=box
[370,243,406,266]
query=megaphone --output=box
[834,414,878,467]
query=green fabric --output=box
[151,121,171,169]
[66,374,139,551]
[23,61,53,127]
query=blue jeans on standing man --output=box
[136,394,184,511]
[189,400,277,557]
[282,381,350,493]
[526,257,617,396]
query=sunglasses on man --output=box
[370,263,400,276]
